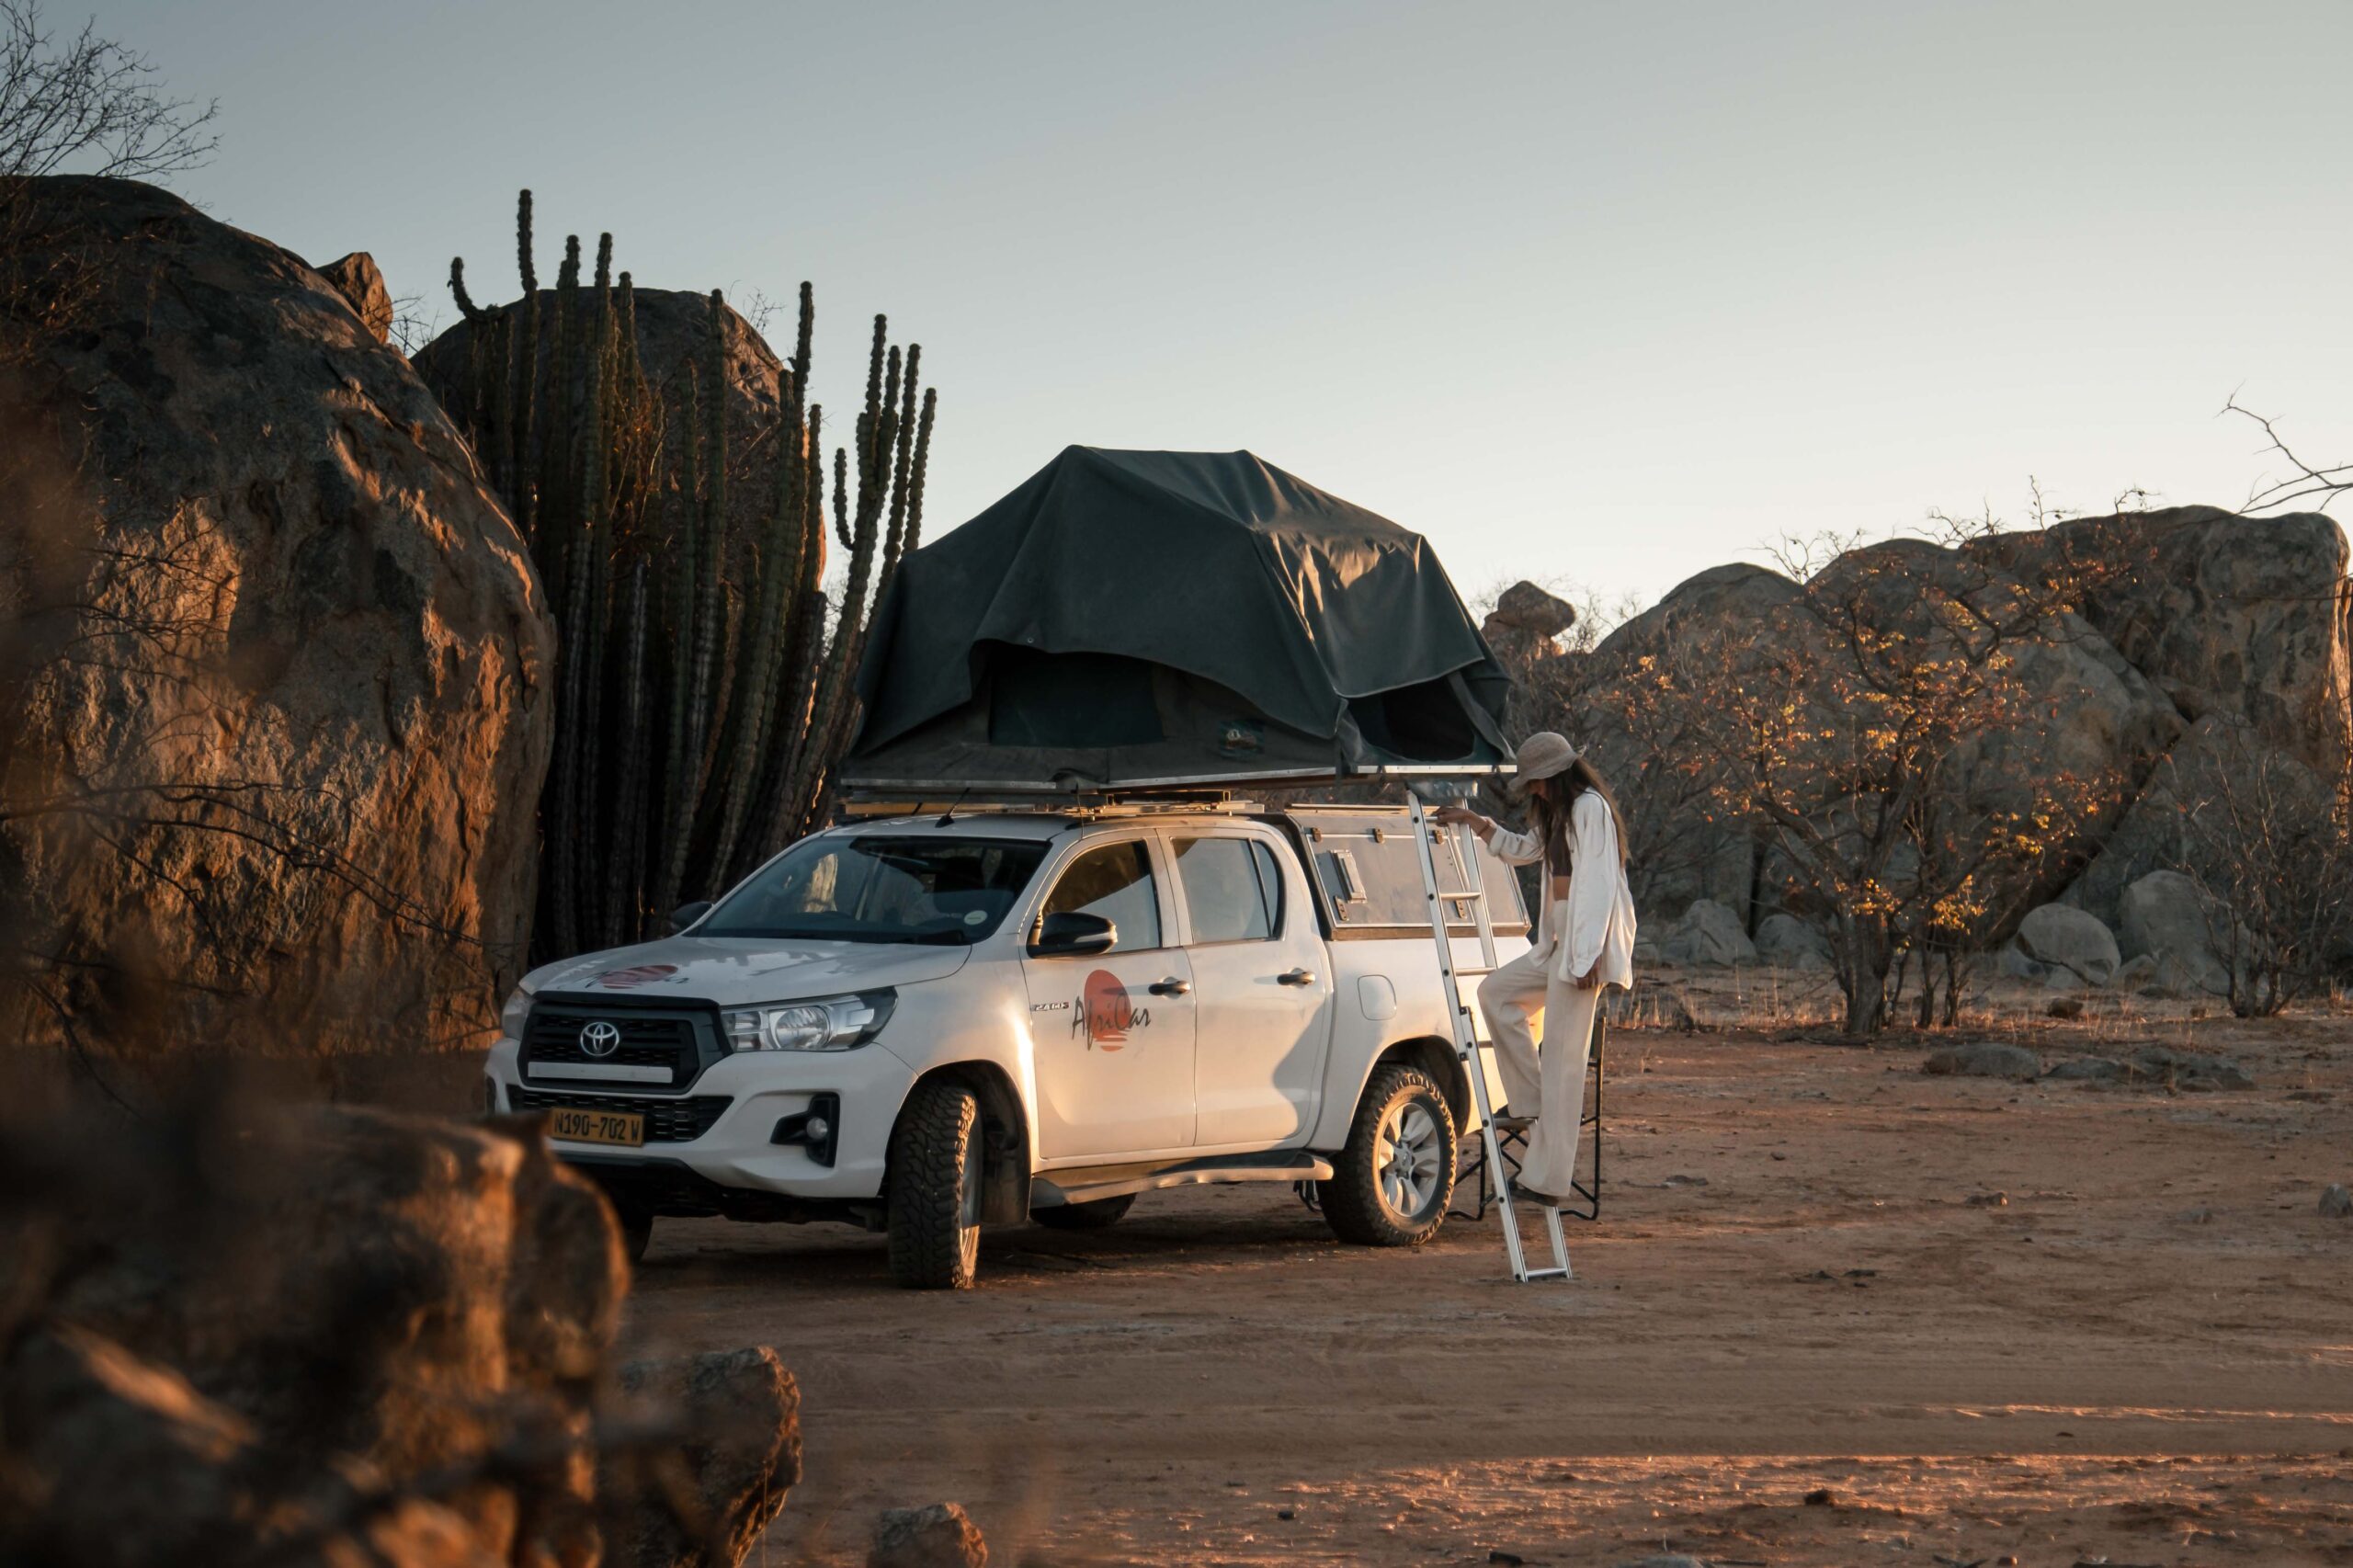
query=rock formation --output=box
[0,1101,800,1567]
[315,251,394,344]
[1497,504,2352,973]
[415,285,801,576]
[0,176,554,1055]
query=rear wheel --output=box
[1323,1062,1457,1246]
[1032,1193,1135,1231]
[887,1080,985,1290]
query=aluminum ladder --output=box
[1406,793,1572,1284]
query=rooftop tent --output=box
[842,446,1513,792]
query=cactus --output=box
[423,195,936,958]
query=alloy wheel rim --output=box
[1377,1099,1440,1218]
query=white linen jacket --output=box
[1483,792,1639,990]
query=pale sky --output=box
[115,0,2353,611]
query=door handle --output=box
[1277,968,1317,986]
[1149,978,1191,996]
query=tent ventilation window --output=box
[1346,676,1477,763]
[984,646,1165,748]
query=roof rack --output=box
[836,792,1264,822]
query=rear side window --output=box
[1041,841,1162,952]
[1174,836,1280,944]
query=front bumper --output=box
[486,1035,915,1205]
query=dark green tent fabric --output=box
[843,447,1512,791]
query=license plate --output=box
[549,1106,644,1147]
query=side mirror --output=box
[1029,911,1116,958]
[670,900,713,935]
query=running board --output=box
[1032,1150,1336,1207]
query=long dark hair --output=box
[1532,757,1630,871]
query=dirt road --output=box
[622,1000,2353,1566]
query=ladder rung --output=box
[1519,1267,1572,1281]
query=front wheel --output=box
[1323,1062,1457,1246]
[887,1080,985,1290]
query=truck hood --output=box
[525,937,972,1006]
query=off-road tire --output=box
[887,1080,985,1290]
[1323,1062,1457,1247]
[1032,1193,1136,1231]
[616,1205,654,1265]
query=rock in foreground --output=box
[0,1101,797,1568]
[0,176,553,1055]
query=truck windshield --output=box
[698,835,1049,945]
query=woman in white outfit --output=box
[1436,731,1638,1207]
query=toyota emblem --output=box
[578,1020,622,1058]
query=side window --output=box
[1174,836,1275,944]
[1041,841,1161,952]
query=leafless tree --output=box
[0,0,216,181]
[1718,506,2131,1035]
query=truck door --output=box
[1171,832,1334,1148]
[1020,835,1198,1160]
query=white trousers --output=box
[1475,944,1599,1197]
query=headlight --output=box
[723,989,896,1052]
[499,984,534,1040]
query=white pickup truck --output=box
[485,802,1529,1288]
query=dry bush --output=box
[2177,728,2353,1017]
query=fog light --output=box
[768,1092,841,1167]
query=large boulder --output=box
[415,284,802,577]
[3,1103,799,1568]
[1753,912,1834,971]
[2117,869,2232,994]
[1565,544,2178,932]
[1657,898,1758,967]
[2014,903,2121,986]
[0,176,553,1054]
[1572,563,1810,923]
[1973,506,2353,770]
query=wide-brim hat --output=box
[1506,732,1578,798]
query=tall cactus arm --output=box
[449,257,483,323]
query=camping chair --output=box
[1453,1014,1607,1223]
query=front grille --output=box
[522,1008,703,1089]
[508,1086,733,1143]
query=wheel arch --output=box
[1370,1035,1468,1130]
[892,1060,1032,1225]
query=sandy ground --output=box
[615,972,2353,1567]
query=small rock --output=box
[2288,1089,2334,1103]
[1662,1173,1710,1187]
[1967,1191,2008,1208]
[1487,1551,1526,1566]
[2182,1207,2214,1224]
[316,250,394,343]
[2043,1057,2125,1082]
[870,1502,987,1568]
[2322,1185,2353,1219]
[2016,903,2122,985]
[1277,1508,1295,1520]
[1922,1041,2044,1081]
[1615,1557,1707,1568]
[2045,995,2086,1019]
[2130,1047,2254,1090]
[1803,1486,1837,1506]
